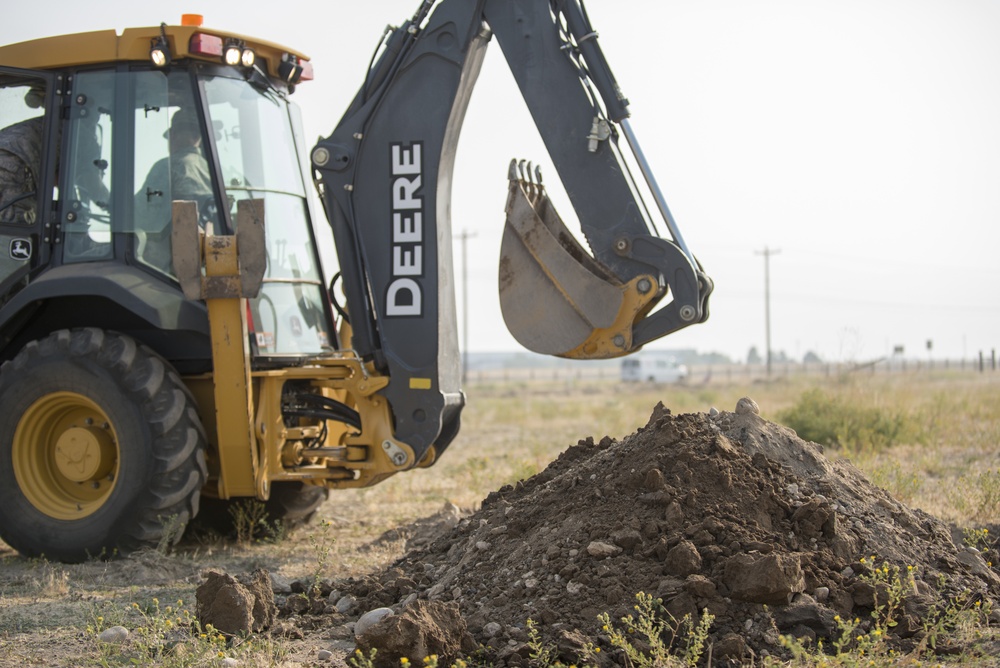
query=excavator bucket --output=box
[499,161,657,359]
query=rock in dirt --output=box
[98,625,129,644]
[196,569,276,636]
[293,403,1000,665]
[269,573,294,594]
[735,396,760,415]
[586,541,621,558]
[355,600,477,668]
[355,607,394,637]
[334,595,357,614]
[723,552,805,604]
[482,621,502,637]
[663,540,702,576]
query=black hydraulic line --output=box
[411,0,436,25]
[283,406,362,431]
[296,392,359,413]
[361,26,393,103]
[552,0,630,121]
[328,272,350,325]
[362,24,413,103]
[286,394,363,430]
[326,197,381,364]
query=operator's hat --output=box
[164,108,199,137]
[24,83,45,109]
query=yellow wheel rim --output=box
[13,392,120,519]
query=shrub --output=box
[778,388,910,452]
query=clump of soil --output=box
[284,403,1000,664]
[355,600,477,667]
[197,569,276,636]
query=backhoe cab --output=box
[0,0,711,562]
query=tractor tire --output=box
[264,481,330,525]
[194,481,329,536]
[0,328,208,562]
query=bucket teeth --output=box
[500,160,628,356]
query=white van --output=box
[621,356,689,383]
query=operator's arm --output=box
[171,148,213,202]
[0,117,43,224]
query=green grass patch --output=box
[778,387,914,454]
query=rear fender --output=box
[0,262,209,364]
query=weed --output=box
[510,459,540,483]
[867,461,922,505]
[963,528,1000,575]
[24,556,69,598]
[772,557,912,666]
[950,469,1000,525]
[523,618,597,667]
[598,592,713,668]
[87,595,291,667]
[772,558,995,666]
[228,499,284,546]
[917,578,993,656]
[155,513,188,555]
[306,518,337,590]
[348,648,378,668]
[963,527,991,552]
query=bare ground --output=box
[3,377,1000,667]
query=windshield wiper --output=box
[247,65,284,105]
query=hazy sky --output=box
[3,0,999,363]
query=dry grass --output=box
[0,369,998,666]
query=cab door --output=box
[0,67,57,305]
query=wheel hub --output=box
[54,426,115,482]
[13,392,120,519]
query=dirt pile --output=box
[284,402,1000,664]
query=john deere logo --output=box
[9,238,31,261]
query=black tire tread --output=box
[0,328,208,559]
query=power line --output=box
[455,229,477,383]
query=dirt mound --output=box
[285,402,1000,664]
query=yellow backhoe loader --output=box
[0,1,712,562]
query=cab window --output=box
[131,69,211,275]
[62,70,114,262]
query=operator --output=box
[139,108,212,204]
[135,108,213,270]
[0,86,45,225]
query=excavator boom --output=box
[312,0,713,464]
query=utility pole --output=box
[455,229,477,383]
[756,247,780,378]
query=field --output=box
[1,370,999,666]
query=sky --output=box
[3,0,999,363]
